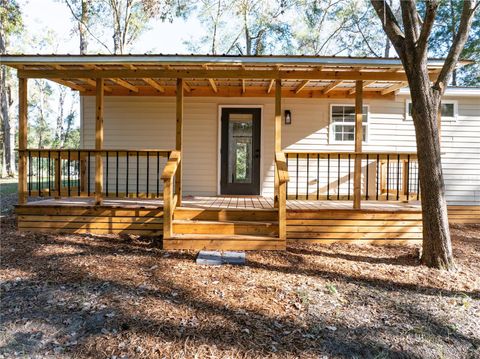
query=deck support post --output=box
[274,79,282,208]
[353,80,363,209]
[175,78,183,207]
[95,78,104,205]
[18,77,28,205]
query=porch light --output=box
[284,110,292,125]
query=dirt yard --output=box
[1,213,479,358]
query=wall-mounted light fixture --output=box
[284,110,292,125]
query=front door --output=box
[220,108,261,195]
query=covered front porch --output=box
[4,54,453,249]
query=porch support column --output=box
[95,78,104,205]
[274,79,282,208]
[175,78,183,207]
[353,80,363,209]
[18,77,28,205]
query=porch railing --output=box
[275,151,289,240]
[284,151,420,202]
[20,149,172,199]
[161,151,181,239]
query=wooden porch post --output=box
[18,77,28,205]
[274,79,281,208]
[353,80,363,209]
[95,78,104,205]
[175,78,183,207]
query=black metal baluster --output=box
[116,151,119,197]
[37,151,41,196]
[286,154,289,199]
[316,154,320,200]
[416,162,420,200]
[57,151,61,196]
[337,154,340,200]
[68,150,71,197]
[295,153,299,200]
[48,151,51,196]
[306,153,309,200]
[366,154,369,200]
[28,151,32,196]
[347,154,351,200]
[77,150,81,196]
[376,154,379,200]
[396,154,400,200]
[406,154,410,200]
[327,154,330,200]
[386,154,390,201]
[126,152,129,197]
[106,151,109,197]
[156,152,160,197]
[87,151,91,196]
[136,151,139,197]
[146,152,150,198]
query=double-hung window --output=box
[330,104,368,143]
[406,100,458,121]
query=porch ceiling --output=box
[1,54,472,98]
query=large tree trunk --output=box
[79,0,89,54]
[408,70,454,269]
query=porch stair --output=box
[163,207,285,250]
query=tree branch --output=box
[434,0,478,95]
[416,0,439,54]
[400,0,421,43]
[370,0,405,52]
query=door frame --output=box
[217,105,264,196]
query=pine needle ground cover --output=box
[1,215,479,359]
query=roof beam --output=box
[109,78,139,92]
[322,80,343,94]
[53,65,112,92]
[18,69,436,82]
[349,80,376,94]
[208,78,218,93]
[381,82,408,95]
[295,80,310,94]
[241,79,246,94]
[142,78,165,92]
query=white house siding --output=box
[81,94,480,205]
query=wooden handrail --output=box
[161,150,181,180]
[275,151,290,184]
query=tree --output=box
[371,0,479,269]
[0,0,22,177]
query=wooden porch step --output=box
[173,219,279,235]
[174,207,278,221]
[164,233,285,251]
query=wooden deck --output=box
[15,197,478,249]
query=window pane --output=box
[441,103,454,117]
[408,103,413,116]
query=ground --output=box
[1,179,479,358]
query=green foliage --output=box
[0,0,23,37]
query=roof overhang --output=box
[0,54,473,98]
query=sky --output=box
[19,0,204,54]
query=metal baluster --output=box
[347,154,351,200]
[116,151,119,197]
[396,154,400,200]
[406,154,410,200]
[87,151,91,196]
[68,150,71,197]
[28,151,32,196]
[48,151,51,196]
[126,152,129,197]
[295,153,299,200]
[286,153,289,199]
[376,154,379,200]
[106,151,109,197]
[146,152,150,198]
[77,150,81,196]
[366,154,369,200]
[37,151,41,196]
[416,162,420,200]
[337,154,340,200]
[386,154,390,201]
[306,153,309,200]
[327,154,330,200]
[136,151,139,197]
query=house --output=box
[1,54,479,250]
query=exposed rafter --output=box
[349,80,376,94]
[295,80,310,94]
[203,65,218,93]
[241,79,246,94]
[142,78,165,93]
[267,79,275,94]
[109,78,139,93]
[322,80,343,94]
[50,79,86,92]
[381,82,408,95]
[53,65,112,92]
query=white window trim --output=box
[329,103,370,144]
[405,99,458,121]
